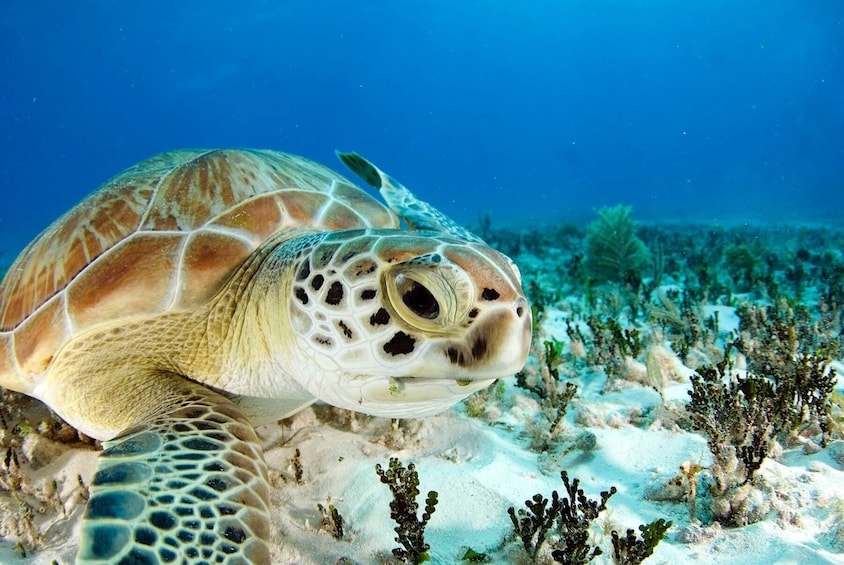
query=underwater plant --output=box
[646,288,709,363]
[515,337,579,443]
[509,471,614,563]
[687,333,837,524]
[509,488,562,560]
[375,457,438,564]
[583,205,651,285]
[687,358,781,523]
[820,257,844,311]
[475,212,493,242]
[548,471,616,565]
[734,300,839,444]
[722,242,762,293]
[509,471,668,563]
[584,314,645,389]
[463,378,506,419]
[683,290,840,526]
[288,447,304,484]
[683,246,727,304]
[0,389,94,555]
[317,499,345,540]
[611,519,673,565]
[783,249,809,300]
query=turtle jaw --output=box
[317,373,498,419]
[363,376,499,418]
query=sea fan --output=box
[584,204,651,283]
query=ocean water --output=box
[1,1,842,261]
[1,4,844,563]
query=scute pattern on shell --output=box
[1,165,158,331]
[0,149,397,388]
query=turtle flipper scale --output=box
[337,151,485,243]
[77,383,271,564]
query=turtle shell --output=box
[0,149,397,390]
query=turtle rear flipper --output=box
[77,381,271,564]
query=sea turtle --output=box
[0,149,531,563]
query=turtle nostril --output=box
[515,298,528,318]
[515,296,530,318]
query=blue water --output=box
[1,1,842,257]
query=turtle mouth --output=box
[333,374,497,419]
[377,374,498,404]
[388,375,492,387]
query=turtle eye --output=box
[384,262,467,333]
[397,275,440,320]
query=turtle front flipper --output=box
[77,382,271,564]
[337,151,485,243]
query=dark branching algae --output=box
[508,470,670,563]
[376,457,438,564]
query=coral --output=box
[375,457,438,564]
[610,518,672,565]
[584,205,651,284]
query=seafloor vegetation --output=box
[471,208,844,559]
[0,208,842,563]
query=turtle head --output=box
[282,229,531,418]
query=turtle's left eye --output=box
[398,276,440,320]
